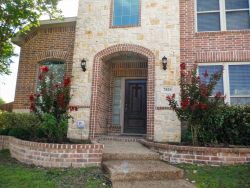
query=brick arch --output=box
[35,50,68,63]
[90,44,155,140]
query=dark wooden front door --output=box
[124,79,147,134]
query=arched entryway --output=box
[90,44,155,140]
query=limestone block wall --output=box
[69,0,181,142]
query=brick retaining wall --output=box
[0,136,104,168]
[139,139,250,166]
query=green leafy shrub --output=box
[0,112,41,136]
[200,105,250,146]
[40,114,68,143]
[8,128,32,140]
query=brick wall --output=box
[89,44,155,140]
[13,22,76,111]
[140,139,250,166]
[0,136,103,168]
[180,0,250,65]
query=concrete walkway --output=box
[99,137,196,188]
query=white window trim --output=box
[197,62,250,105]
[195,0,250,32]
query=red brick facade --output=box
[13,22,76,110]
[140,139,250,166]
[0,136,103,168]
[90,44,155,140]
[180,0,250,65]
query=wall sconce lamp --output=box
[81,58,87,72]
[162,56,168,70]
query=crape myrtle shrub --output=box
[167,63,250,146]
[0,66,78,143]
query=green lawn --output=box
[0,150,111,188]
[177,163,250,188]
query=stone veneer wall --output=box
[140,140,250,166]
[69,0,181,142]
[0,136,103,168]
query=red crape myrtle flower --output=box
[29,94,35,101]
[63,77,71,87]
[40,66,49,73]
[181,97,190,109]
[180,63,186,70]
[199,103,207,111]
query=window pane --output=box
[37,61,64,91]
[226,11,250,30]
[197,13,221,31]
[231,97,250,105]
[229,65,250,96]
[225,0,249,10]
[199,65,224,95]
[197,0,220,11]
[112,79,121,125]
[113,0,139,26]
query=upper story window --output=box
[112,0,140,27]
[37,61,64,89]
[197,0,250,32]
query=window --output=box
[112,79,122,125]
[229,65,250,104]
[112,0,140,27]
[198,65,224,95]
[196,0,250,32]
[37,61,64,89]
[198,63,250,105]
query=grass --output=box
[177,163,250,188]
[0,150,111,188]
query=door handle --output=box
[125,103,128,112]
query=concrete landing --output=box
[100,140,159,161]
[102,160,184,181]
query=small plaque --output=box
[162,87,173,94]
[77,120,85,129]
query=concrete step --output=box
[102,160,184,182]
[103,151,159,161]
[112,179,196,188]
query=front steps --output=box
[102,160,183,181]
[99,137,195,188]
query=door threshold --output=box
[121,133,146,137]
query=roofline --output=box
[12,17,77,46]
[39,17,77,25]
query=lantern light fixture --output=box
[81,58,87,72]
[162,56,168,70]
